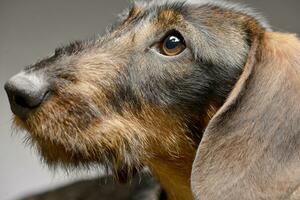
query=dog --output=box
[5,0,300,199]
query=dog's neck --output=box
[145,104,220,200]
[148,151,196,200]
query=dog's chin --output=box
[35,137,94,167]
[12,115,141,183]
[36,138,138,183]
[13,114,101,164]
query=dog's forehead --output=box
[134,0,270,30]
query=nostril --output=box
[14,94,30,108]
[14,92,44,109]
[13,89,49,109]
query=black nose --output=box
[5,73,50,119]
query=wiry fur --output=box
[8,0,273,199]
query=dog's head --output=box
[6,0,264,171]
[10,1,300,195]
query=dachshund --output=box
[5,0,300,199]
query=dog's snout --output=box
[5,72,50,119]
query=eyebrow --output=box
[125,2,188,24]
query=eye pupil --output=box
[165,36,181,49]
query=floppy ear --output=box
[191,32,300,200]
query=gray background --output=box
[0,0,299,200]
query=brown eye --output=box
[160,31,186,56]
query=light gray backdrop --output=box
[0,0,299,200]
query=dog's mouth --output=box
[12,101,145,181]
[11,94,105,164]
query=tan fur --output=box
[157,10,184,27]
[15,100,217,199]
